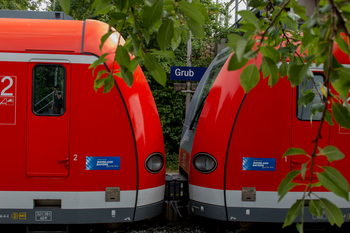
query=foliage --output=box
[58,0,230,90]
[225,0,350,231]
[144,24,219,169]
[57,0,224,169]
[0,0,40,10]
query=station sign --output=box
[170,66,207,81]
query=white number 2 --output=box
[1,76,13,96]
[74,154,78,161]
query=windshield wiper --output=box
[189,94,209,130]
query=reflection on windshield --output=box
[189,48,232,129]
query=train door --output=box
[291,73,329,177]
[26,60,71,177]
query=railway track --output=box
[2,218,350,233]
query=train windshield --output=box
[186,47,232,129]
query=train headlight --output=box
[193,153,217,173]
[145,153,164,174]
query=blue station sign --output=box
[170,66,207,81]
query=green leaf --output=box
[279,60,288,78]
[129,32,141,55]
[152,49,175,60]
[226,34,242,51]
[115,46,131,70]
[129,0,143,5]
[296,223,303,233]
[301,162,307,180]
[310,103,324,115]
[243,50,258,60]
[103,73,114,93]
[129,57,141,72]
[318,146,345,163]
[288,63,311,87]
[143,52,158,71]
[285,12,299,31]
[171,27,181,50]
[309,199,323,217]
[178,1,205,25]
[278,170,301,201]
[248,0,268,8]
[283,148,308,157]
[115,0,127,11]
[317,166,349,201]
[144,0,157,7]
[150,64,167,87]
[261,57,279,87]
[319,198,344,227]
[235,38,248,63]
[58,0,70,15]
[331,78,350,98]
[157,19,174,51]
[332,102,350,129]
[187,19,204,39]
[228,53,248,71]
[239,64,260,93]
[110,12,127,21]
[237,10,260,32]
[94,70,108,91]
[192,0,209,22]
[120,69,134,87]
[99,31,114,52]
[307,13,318,28]
[260,46,280,63]
[94,1,112,15]
[331,67,350,97]
[335,37,350,55]
[143,0,163,29]
[141,29,151,45]
[282,200,303,228]
[325,110,334,126]
[182,29,190,44]
[89,53,108,74]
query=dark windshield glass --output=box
[185,47,232,129]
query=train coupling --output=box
[163,173,189,221]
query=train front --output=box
[179,47,264,221]
[84,20,166,222]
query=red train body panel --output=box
[0,16,165,224]
[180,45,350,223]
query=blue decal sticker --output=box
[242,157,276,171]
[86,157,120,170]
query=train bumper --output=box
[0,201,163,224]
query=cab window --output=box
[297,74,325,121]
[33,65,65,115]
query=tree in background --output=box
[0,0,40,10]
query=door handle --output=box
[58,154,69,169]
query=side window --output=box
[297,74,324,121]
[33,65,65,115]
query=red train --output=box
[179,45,350,223]
[0,12,165,224]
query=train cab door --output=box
[291,73,329,178]
[26,60,71,177]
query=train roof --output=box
[0,16,122,59]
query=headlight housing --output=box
[145,153,164,174]
[192,153,217,173]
